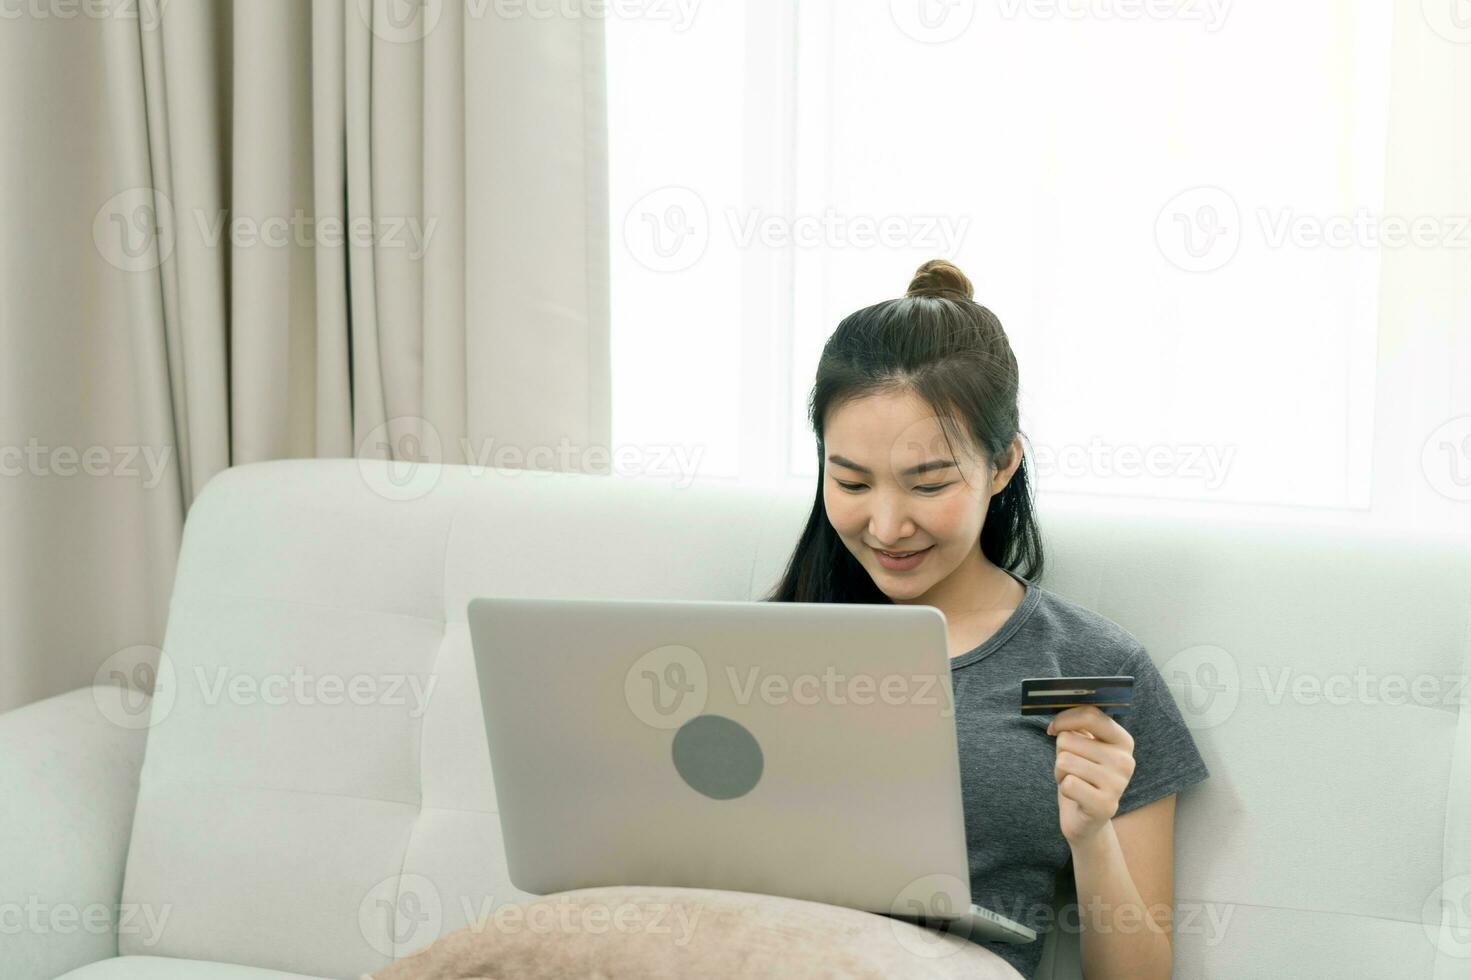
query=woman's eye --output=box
[834,481,951,494]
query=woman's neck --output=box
[898,546,1020,623]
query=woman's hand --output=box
[1046,706,1136,847]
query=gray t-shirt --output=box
[953,568,1210,979]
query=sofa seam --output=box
[387,493,463,958]
[1171,896,1448,929]
[1437,592,1471,968]
[137,777,504,816]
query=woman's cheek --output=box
[927,493,973,539]
[823,490,853,536]
[829,491,859,544]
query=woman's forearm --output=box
[1069,822,1173,980]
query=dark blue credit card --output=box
[1020,676,1135,717]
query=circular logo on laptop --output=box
[671,714,764,800]
[624,644,708,729]
[889,873,972,957]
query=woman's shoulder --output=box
[1018,580,1145,672]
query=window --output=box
[609,1,1426,517]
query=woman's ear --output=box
[989,436,1024,496]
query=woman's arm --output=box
[1070,795,1177,980]
[1048,706,1176,980]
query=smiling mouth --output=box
[874,546,930,558]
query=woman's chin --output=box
[874,571,931,599]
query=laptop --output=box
[466,595,1036,946]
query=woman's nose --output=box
[867,498,914,543]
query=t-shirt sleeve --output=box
[1113,644,1210,817]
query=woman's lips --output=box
[873,545,933,571]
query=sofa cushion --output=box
[369,885,1026,979]
[58,956,329,979]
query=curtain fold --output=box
[0,0,610,713]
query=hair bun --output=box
[905,259,973,300]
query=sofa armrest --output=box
[0,685,149,980]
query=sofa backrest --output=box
[117,459,1471,979]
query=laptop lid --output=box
[467,595,1034,944]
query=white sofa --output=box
[4,459,1470,979]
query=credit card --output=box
[1020,675,1135,717]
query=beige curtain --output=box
[0,0,610,713]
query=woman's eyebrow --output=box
[827,455,957,477]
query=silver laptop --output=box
[467,595,1036,946]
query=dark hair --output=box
[763,259,1044,603]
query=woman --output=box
[764,259,1209,980]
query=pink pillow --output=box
[368,885,1024,979]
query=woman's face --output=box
[822,390,1019,603]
